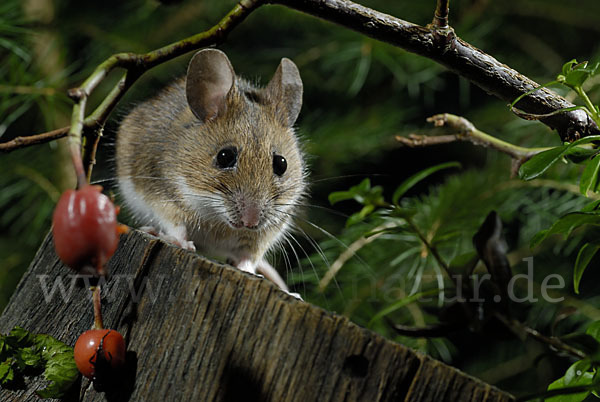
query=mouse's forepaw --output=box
[153,230,196,252]
[181,240,196,251]
[284,290,303,300]
[236,260,257,274]
[139,226,159,236]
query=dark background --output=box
[2,0,600,397]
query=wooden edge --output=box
[0,229,515,401]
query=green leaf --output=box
[328,190,355,205]
[34,334,79,398]
[587,321,600,343]
[519,146,569,180]
[558,60,599,90]
[582,199,600,212]
[574,243,600,294]
[0,327,79,398]
[564,359,592,386]
[0,361,12,384]
[329,179,385,209]
[546,360,594,402]
[7,326,34,345]
[530,230,549,249]
[565,146,598,164]
[346,204,375,227]
[357,178,370,193]
[580,156,600,195]
[392,161,461,205]
[519,135,600,180]
[530,212,600,248]
[562,59,579,77]
[18,346,41,367]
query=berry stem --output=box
[92,285,104,330]
[69,141,87,190]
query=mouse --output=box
[115,48,306,292]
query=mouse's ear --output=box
[186,49,235,122]
[266,58,303,127]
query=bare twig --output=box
[270,0,598,141]
[404,216,456,286]
[3,0,597,164]
[432,0,450,28]
[495,313,586,360]
[92,285,103,330]
[0,126,70,152]
[397,113,549,176]
[65,0,261,181]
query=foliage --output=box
[0,0,73,311]
[0,327,79,398]
[517,61,600,298]
[2,0,600,399]
[294,55,600,400]
[544,321,600,402]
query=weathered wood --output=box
[0,230,514,401]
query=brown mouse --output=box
[115,48,306,291]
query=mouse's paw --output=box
[181,240,196,251]
[284,290,303,300]
[156,232,196,251]
[139,226,159,236]
[236,260,257,274]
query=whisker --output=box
[276,207,374,291]
[275,202,350,219]
[309,173,389,184]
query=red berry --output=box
[52,185,121,274]
[74,329,126,379]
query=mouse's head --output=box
[176,49,306,237]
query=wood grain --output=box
[0,229,514,401]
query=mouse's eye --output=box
[273,154,287,177]
[216,147,237,169]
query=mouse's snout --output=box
[240,202,260,229]
[227,196,266,230]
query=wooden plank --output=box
[0,229,514,401]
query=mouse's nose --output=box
[241,204,260,229]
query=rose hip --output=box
[52,185,123,274]
[74,329,126,380]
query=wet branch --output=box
[3,0,597,167]
[0,126,70,152]
[397,113,549,176]
[433,0,450,28]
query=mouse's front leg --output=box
[255,259,291,292]
[236,259,257,274]
[143,224,196,251]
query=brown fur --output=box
[116,50,306,288]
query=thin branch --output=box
[4,0,597,164]
[269,0,598,141]
[0,85,58,96]
[0,126,69,152]
[396,113,549,176]
[495,313,586,360]
[66,89,87,188]
[63,0,261,181]
[92,285,103,330]
[405,216,455,285]
[432,0,450,28]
